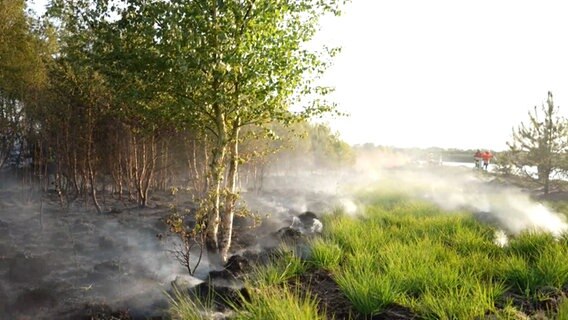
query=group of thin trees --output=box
[0,0,351,262]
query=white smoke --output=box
[338,198,358,216]
[354,163,568,237]
[493,229,509,247]
[245,146,568,241]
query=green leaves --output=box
[36,0,348,254]
[88,0,347,136]
[0,0,47,98]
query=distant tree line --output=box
[0,0,351,262]
[355,144,491,164]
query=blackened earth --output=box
[2,184,568,320]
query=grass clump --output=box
[251,246,308,286]
[233,284,326,320]
[408,281,506,320]
[308,238,342,271]
[334,261,399,315]
[507,231,556,263]
[167,288,213,320]
[557,298,568,320]
[498,236,568,294]
[312,192,568,318]
[232,245,326,320]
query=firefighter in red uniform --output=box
[481,151,493,170]
[474,150,482,169]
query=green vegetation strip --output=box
[171,190,568,319]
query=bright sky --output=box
[29,0,568,151]
[316,0,568,151]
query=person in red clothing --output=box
[473,150,482,169]
[481,150,493,170]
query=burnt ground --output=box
[0,180,353,320]
[289,269,357,319]
[289,269,419,320]
[492,285,568,319]
[0,187,187,320]
[2,171,568,319]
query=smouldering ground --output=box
[0,187,188,319]
[172,186,568,320]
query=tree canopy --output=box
[0,0,350,263]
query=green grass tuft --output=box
[166,287,213,320]
[557,298,568,320]
[250,246,308,286]
[233,284,326,320]
[335,261,399,315]
[308,238,343,271]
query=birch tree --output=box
[55,0,347,262]
[98,0,345,262]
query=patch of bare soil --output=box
[85,305,133,320]
[493,285,568,319]
[290,269,356,319]
[0,189,179,320]
[57,303,134,320]
[370,303,421,320]
[290,269,420,320]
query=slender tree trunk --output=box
[80,165,88,202]
[125,133,135,201]
[205,104,227,262]
[87,150,102,213]
[111,130,122,199]
[220,125,239,262]
[205,2,228,264]
[191,138,200,193]
[141,135,157,207]
[117,152,123,200]
[185,136,201,194]
[203,134,210,196]
[543,169,550,195]
[42,145,48,193]
[133,135,146,206]
[160,138,169,190]
[537,165,551,195]
[205,141,226,257]
[71,150,79,200]
[55,154,66,208]
[138,140,146,206]
[87,122,102,214]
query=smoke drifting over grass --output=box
[350,152,568,237]
[250,148,567,241]
[245,152,568,242]
[392,168,566,236]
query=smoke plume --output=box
[348,151,568,237]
